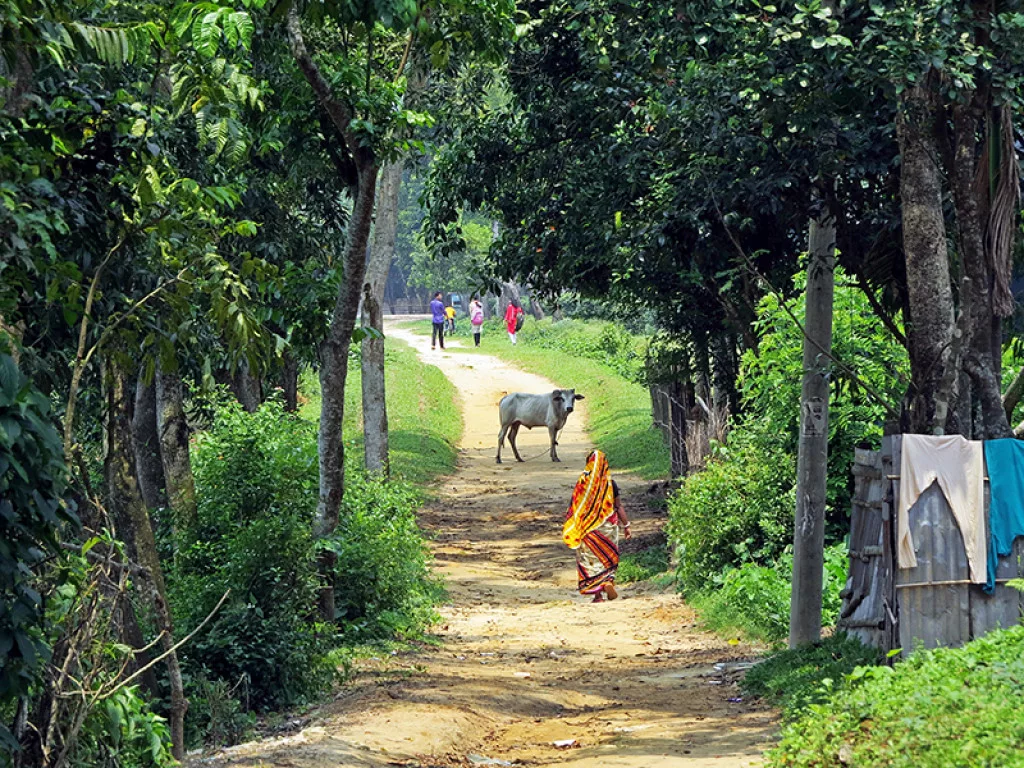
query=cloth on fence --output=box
[897,434,986,583]
[983,439,1024,593]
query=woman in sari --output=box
[563,450,631,602]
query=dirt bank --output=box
[194,322,777,767]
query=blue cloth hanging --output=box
[983,438,1024,593]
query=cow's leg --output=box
[509,423,525,462]
[496,423,509,464]
[549,425,561,462]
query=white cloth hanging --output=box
[897,434,986,583]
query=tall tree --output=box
[362,160,400,474]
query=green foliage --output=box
[0,353,77,751]
[667,433,795,595]
[690,543,848,644]
[422,0,895,348]
[328,472,442,641]
[72,686,174,768]
[767,625,1024,768]
[740,267,909,523]
[172,394,442,737]
[617,544,670,585]
[741,634,882,719]
[182,675,255,749]
[173,400,333,714]
[668,267,906,619]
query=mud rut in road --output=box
[196,322,777,768]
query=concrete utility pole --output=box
[788,0,838,648]
[788,197,835,648]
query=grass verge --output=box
[741,634,882,717]
[396,318,669,479]
[299,338,461,487]
[764,625,1024,767]
[617,544,671,584]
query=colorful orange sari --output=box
[563,450,619,594]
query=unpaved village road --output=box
[194,320,777,768]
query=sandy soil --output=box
[193,321,777,767]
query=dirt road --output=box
[198,324,776,767]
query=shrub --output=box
[183,675,255,748]
[0,352,78,752]
[741,633,882,717]
[72,685,174,768]
[172,397,441,741]
[667,432,796,595]
[767,625,1024,767]
[172,401,332,716]
[690,543,848,643]
[329,472,441,640]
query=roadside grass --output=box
[299,338,461,487]
[741,633,882,718]
[617,544,671,584]
[396,318,669,479]
[763,626,1024,767]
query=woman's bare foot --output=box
[604,584,618,600]
[591,593,605,603]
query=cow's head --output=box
[553,389,585,414]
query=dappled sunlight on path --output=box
[191,319,775,767]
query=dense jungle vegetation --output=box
[7,0,1024,765]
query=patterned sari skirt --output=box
[576,518,620,594]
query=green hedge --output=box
[768,625,1024,767]
[172,400,439,747]
[667,433,796,595]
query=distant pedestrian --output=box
[445,303,457,334]
[469,296,484,347]
[504,300,524,345]
[430,291,445,350]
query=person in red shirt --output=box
[504,300,524,345]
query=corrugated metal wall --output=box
[839,436,1023,654]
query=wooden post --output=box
[669,378,690,478]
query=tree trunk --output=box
[316,163,379,620]
[897,81,956,433]
[114,595,161,698]
[285,4,381,621]
[668,379,692,478]
[362,160,402,475]
[131,372,167,510]
[481,293,493,320]
[499,281,521,316]
[156,369,196,533]
[105,359,186,760]
[694,340,711,407]
[711,333,738,416]
[233,358,260,413]
[528,293,545,321]
[950,98,1012,439]
[282,351,299,413]
[789,199,835,648]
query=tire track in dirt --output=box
[193,320,777,767]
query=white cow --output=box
[496,389,584,464]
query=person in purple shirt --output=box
[430,291,446,350]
